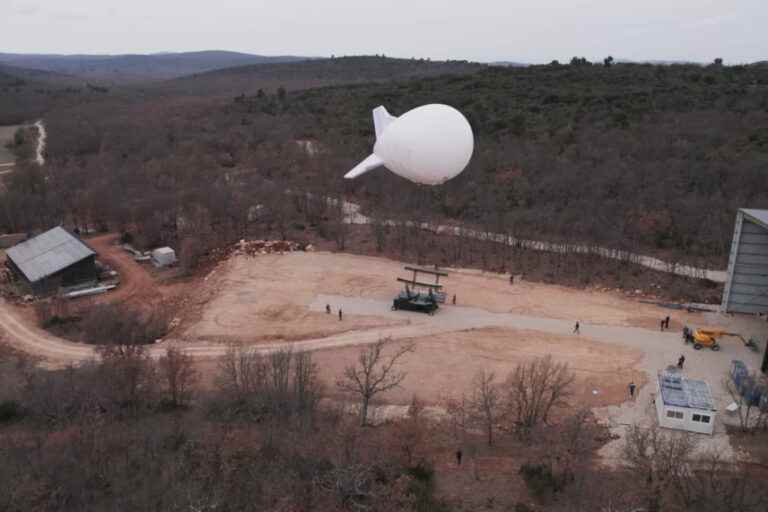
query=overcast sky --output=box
[3,0,765,63]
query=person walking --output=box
[509,274,514,285]
[665,316,671,329]
[338,309,343,321]
[326,304,331,314]
[573,321,580,334]
[660,319,665,331]
[455,449,463,466]
[452,294,456,305]
[629,381,636,399]
[677,354,686,369]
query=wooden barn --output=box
[5,227,97,296]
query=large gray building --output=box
[722,209,768,315]
[5,226,97,295]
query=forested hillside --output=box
[2,58,767,273]
[0,64,88,124]
[275,61,768,263]
[155,55,485,96]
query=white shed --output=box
[655,370,716,435]
[151,247,177,268]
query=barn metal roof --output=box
[658,371,715,411]
[6,227,95,283]
[741,209,768,230]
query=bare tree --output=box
[394,395,428,465]
[336,338,414,426]
[723,372,768,433]
[293,351,322,420]
[216,345,323,422]
[266,348,292,412]
[158,346,198,408]
[505,355,574,436]
[95,342,157,412]
[621,424,698,512]
[470,369,501,446]
[674,449,768,512]
[445,393,469,442]
[216,344,266,404]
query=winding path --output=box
[338,200,727,283]
[34,120,46,166]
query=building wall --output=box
[655,395,715,435]
[10,255,98,296]
[723,211,768,314]
[57,255,97,287]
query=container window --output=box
[666,410,683,419]
[701,415,710,423]
[693,414,701,422]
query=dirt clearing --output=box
[313,327,646,408]
[186,252,409,343]
[186,251,709,344]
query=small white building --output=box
[151,247,177,268]
[655,370,716,435]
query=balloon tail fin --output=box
[345,154,384,179]
[373,106,396,138]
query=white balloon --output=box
[345,104,474,186]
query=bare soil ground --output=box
[77,234,192,315]
[186,251,705,343]
[186,252,410,343]
[312,327,646,408]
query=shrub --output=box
[81,303,167,345]
[519,462,567,498]
[0,400,23,423]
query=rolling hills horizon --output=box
[0,50,314,83]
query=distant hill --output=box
[489,61,530,67]
[0,51,312,83]
[0,63,106,124]
[155,55,486,96]
[0,62,81,86]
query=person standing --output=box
[452,294,456,305]
[326,304,331,314]
[338,309,343,321]
[629,381,636,399]
[665,316,671,329]
[455,449,463,466]
[677,355,685,369]
[573,321,580,334]
[660,319,665,331]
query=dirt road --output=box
[340,200,727,282]
[34,120,46,166]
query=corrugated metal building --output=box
[722,209,768,315]
[5,226,97,295]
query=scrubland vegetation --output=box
[1,338,766,511]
